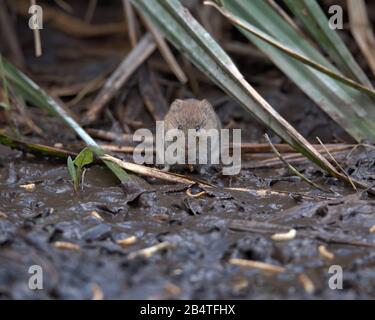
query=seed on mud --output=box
[298,273,315,294]
[90,210,103,221]
[53,241,81,251]
[164,282,181,296]
[318,245,334,260]
[229,258,286,274]
[0,211,8,219]
[117,236,137,246]
[127,241,173,260]
[232,276,249,293]
[186,188,207,198]
[172,268,183,276]
[20,183,35,191]
[370,225,375,233]
[271,228,297,241]
[91,283,104,300]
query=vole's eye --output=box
[177,124,182,130]
[195,125,200,132]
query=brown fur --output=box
[163,99,222,172]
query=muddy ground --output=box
[1,0,375,299]
[1,133,375,299]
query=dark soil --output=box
[1,0,375,300]
[1,143,375,299]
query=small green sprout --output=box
[67,147,94,191]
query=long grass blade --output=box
[214,0,375,142]
[283,0,373,88]
[206,1,375,98]
[2,58,132,183]
[130,0,372,190]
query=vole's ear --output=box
[170,99,184,111]
[200,99,213,109]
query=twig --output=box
[317,235,375,249]
[84,0,97,23]
[139,12,187,83]
[31,0,42,57]
[266,0,301,33]
[345,143,375,160]
[239,143,352,154]
[0,131,77,159]
[86,128,136,143]
[65,73,107,107]
[246,151,350,170]
[86,131,351,154]
[54,0,73,13]
[122,0,138,48]
[261,149,345,162]
[265,134,327,192]
[11,0,126,38]
[102,154,214,187]
[82,33,157,124]
[138,67,169,120]
[316,137,356,191]
[228,219,291,235]
[99,144,143,153]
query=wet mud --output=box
[1,145,375,299]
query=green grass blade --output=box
[0,55,10,110]
[216,0,375,142]
[131,0,349,179]
[2,58,131,183]
[283,0,373,88]
[206,1,375,98]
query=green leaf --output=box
[73,147,93,169]
[67,156,77,183]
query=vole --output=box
[162,98,222,173]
